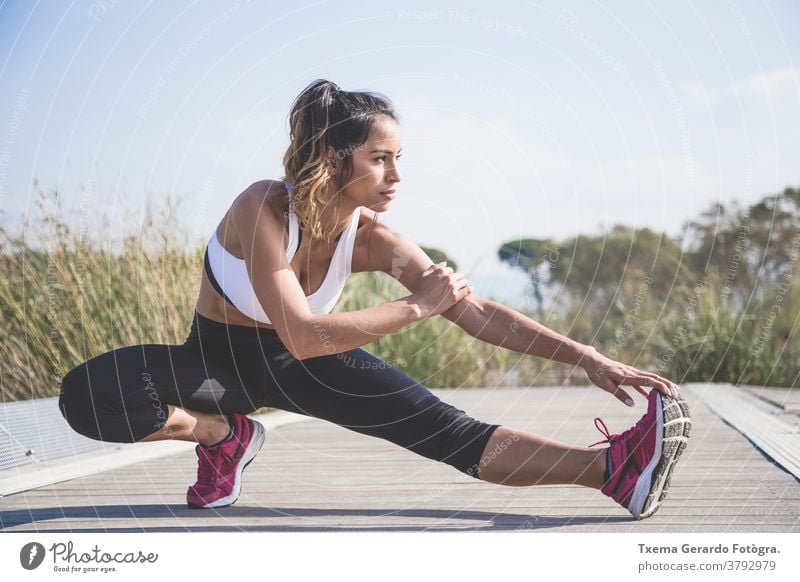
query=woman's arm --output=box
[367,221,594,365]
[445,297,596,366]
[370,216,678,402]
[295,299,423,359]
[445,296,678,402]
[233,183,429,360]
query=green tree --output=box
[497,238,558,309]
[420,245,458,272]
[682,186,800,304]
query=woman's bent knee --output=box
[58,363,136,443]
[59,365,99,440]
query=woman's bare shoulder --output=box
[234,179,290,219]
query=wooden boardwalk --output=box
[1,384,798,533]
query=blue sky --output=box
[1,0,798,307]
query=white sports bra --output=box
[204,181,360,324]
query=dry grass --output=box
[1,188,796,402]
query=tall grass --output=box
[555,268,799,389]
[1,188,796,403]
[0,189,554,402]
[1,190,202,402]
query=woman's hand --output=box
[580,347,679,406]
[410,262,473,318]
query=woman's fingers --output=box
[631,383,649,399]
[452,273,471,292]
[613,385,635,407]
[633,369,680,396]
[622,373,675,397]
[597,376,635,407]
[636,370,680,391]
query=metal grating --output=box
[0,396,105,471]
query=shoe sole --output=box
[629,392,691,520]
[187,419,266,509]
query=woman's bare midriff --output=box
[194,184,371,330]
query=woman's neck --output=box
[306,197,358,246]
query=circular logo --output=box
[19,542,46,570]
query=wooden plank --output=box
[1,384,798,532]
[0,409,311,496]
[690,383,800,479]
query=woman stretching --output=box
[58,79,691,520]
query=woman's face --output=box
[334,116,403,212]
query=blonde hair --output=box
[281,79,399,244]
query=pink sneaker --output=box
[589,389,691,520]
[187,412,266,509]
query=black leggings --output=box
[58,311,501,479]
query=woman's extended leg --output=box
[264,347,502,480]
[262,347,608,488]
[475,426,607,489]
[270,343,690,520]
[475,390,690,520]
